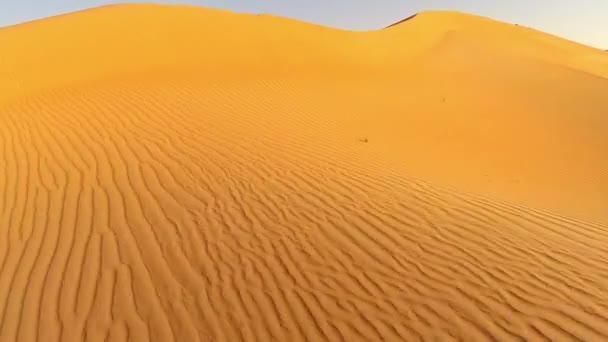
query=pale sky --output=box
[0,0,606,49]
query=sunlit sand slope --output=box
[1,4,608,342]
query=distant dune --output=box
[1,4,608,342]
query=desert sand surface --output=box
[1,4,608,342]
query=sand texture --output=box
[1,4,608,342]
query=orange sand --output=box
[1,4,608,341]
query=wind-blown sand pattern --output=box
[1,4,608,342]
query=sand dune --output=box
[1,4,607,342]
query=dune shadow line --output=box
[384,14,418,29]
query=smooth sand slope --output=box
[1,4,608,342]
